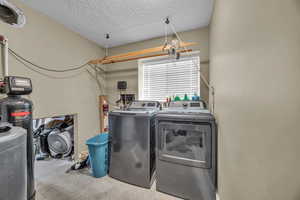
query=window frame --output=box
[138,51,201,101]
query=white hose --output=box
[0,37,8,77]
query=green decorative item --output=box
[174,95,181,101]
[183,94,190,101]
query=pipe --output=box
[0,35,8,77]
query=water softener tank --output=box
[0,123,27,200]
[0,96,35,200]
[0,76,35,200]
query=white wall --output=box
[210,0,300,199]
[0,0,105,156]
[105,27,210,106]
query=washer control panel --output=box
[129,101,160,109]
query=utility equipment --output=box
[0,122,27,200]
[0,76,35,200]
[0,5,33,199]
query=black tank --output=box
[0,95,35,200]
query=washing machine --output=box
[109,101,160,188]
[155,101,217,200]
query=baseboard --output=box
[216,193,220,200]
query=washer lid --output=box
[110,109,157,116]
[111,101,160,116]
[129,101,160,109]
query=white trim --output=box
[138,60,144,100]
[216,193,221,200]
[138,51,201,101]
[139,50,201,63]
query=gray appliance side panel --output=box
[211,121,217,188]
[149,117,156,185]
[109,113,151,188]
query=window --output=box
[139,53,200,101]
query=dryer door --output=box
[158,122,212,168]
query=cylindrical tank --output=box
[0,96,35,200]
[0,123,27,200]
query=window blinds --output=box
[139,55,200,101]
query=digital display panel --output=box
[13,78,31,87]
[190,103,201,107]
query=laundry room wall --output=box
[104,27,209,108]
[0,0,105,157]
[210,0,300,200]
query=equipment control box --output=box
[0,76,32,95]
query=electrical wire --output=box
[5,40,107,95]
[8,49,107,95]
[86,64,105,94]
[10,52,88,79]
[95,65,106,74]
[8,48,89,72]
[164,22,168,44]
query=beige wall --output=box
[105,27,209,106]
[210,0,300,200]
[0,0,105,156]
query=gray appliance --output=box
[0,123,27,200]
[0,76,35,200]
[155,101,217,200]
[47,127,73,157]
[109,101,160,188]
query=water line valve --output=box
[0,35,8,77]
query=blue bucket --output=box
[86,133,109,178]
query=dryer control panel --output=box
[169,101,206,109]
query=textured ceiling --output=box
[22,0,213,47]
